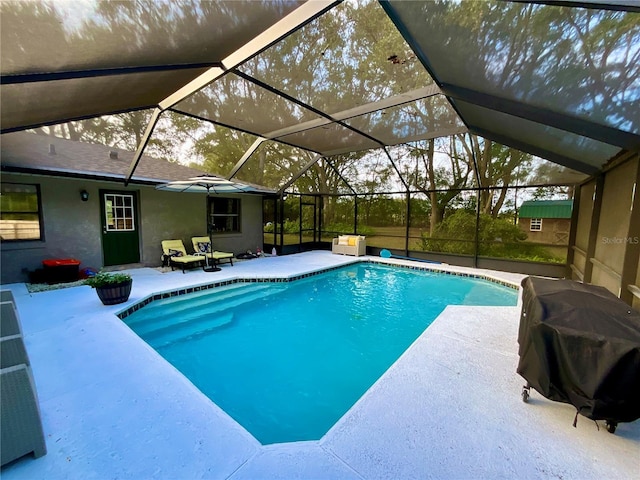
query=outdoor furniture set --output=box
[161,238,234,273]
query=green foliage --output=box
[420,210,563,263]
[263,219,312,234]
[283,219,301,234]
[84,271,132,288]
[358,195,406,227]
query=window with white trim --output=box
[530,218,542,231]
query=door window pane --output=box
[105,194,136,232]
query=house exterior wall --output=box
[0,172,264,284]
[139,186,264,264]
[517,218,571,245]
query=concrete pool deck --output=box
[1,251,638,479]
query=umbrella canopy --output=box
[156,175,276,195]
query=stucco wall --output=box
[568,152,640,304]
[591,159,636,296]
[0,173,264,284]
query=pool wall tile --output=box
[117,260,519,319]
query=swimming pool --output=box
[123,262,517,444]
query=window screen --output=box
[209,198,241,234]
[0,183,42,241]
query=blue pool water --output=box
[124,263,517,444]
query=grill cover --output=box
[517,276,640,423]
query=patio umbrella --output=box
[156,175,274,272]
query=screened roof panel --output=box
[1,68,208,132]
[335,148,406,194]
[186,123,264,179]
[385,1,640,135]
[172,72,323,136]
[342,94,465,145]
[390,141,477,192]
[275,123,380,155]
[523,158,590,187]
[456,101,621,172]
[290,158,354,195]
[0,0,303,76]
[2,0,638,189]
[238,0,436,119]
[233,141,316,190]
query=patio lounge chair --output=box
[161,240,205,273]
[191,237,234,267]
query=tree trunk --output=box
[429,192,443,235]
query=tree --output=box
[458,135,531,218]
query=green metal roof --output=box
[519,200,573,219]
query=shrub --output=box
[84,271,132,288]
[420,210,564,263]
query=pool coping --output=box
[117,258,520,320]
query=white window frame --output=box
[104,193,136,232]
[530,218,542,231]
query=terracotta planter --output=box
[95,279,133,305]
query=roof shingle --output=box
[0,132,206,183]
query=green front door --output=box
[100,190,140,266]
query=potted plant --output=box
[85,271,133,305]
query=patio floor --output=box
[1,251,638,479]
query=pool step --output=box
[147,312,235,349]
[130,285,286,339]
[131,287,271,336]
[126,283,270,327]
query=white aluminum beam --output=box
[227,137,267,179]
[125,108,162,185]
[278,154,323,195]
[264,86,442,140]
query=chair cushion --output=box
[197,242,212,253]
[211,251,234,259]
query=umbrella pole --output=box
[203,187,220,272]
